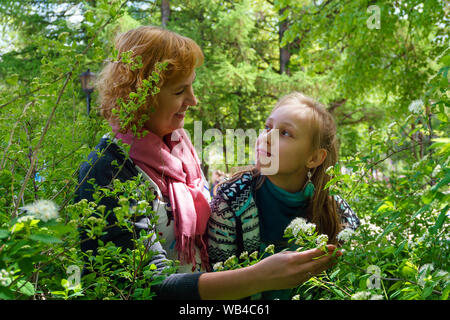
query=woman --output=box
[208,92,360,299]
[75,26,342,300]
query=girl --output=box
[208,92,360,299]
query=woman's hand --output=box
[198,245,341,299]
[249,245,341,292]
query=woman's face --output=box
[144,71,197,138]
[255,104,318,176]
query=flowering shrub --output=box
[0,175,175,300]
[213,209,448,300]
[0,4,175,298]
[283,217,330,254]
[0,0,448,301]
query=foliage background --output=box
[0,0,448,300]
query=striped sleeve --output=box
[207,193,238,268]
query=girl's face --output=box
[144,71,197,138]
[256,104,323,177]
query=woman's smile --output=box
[174,110,187,119]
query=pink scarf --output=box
[114,127,211,271]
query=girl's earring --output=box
[304,170,315,198]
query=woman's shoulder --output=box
[333,194,361,231]
[77,135,138,192]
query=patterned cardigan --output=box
[207,172,361,266]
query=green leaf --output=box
[17,280,35,296]
[378,222,396,239]
[84,10,94,23]
[51,290,67,298]
[151,71,160,82]
[0,287,14,300]
[412,204,430,219]
[29,233,62,244]
[429,138,450,156]
[421,284,434,299]
[377,201,394,213]
[440,54,450,66]
[0,229,9,239]
[431,170,450,192]
[394,240,407,256]
[441,287,450,300]
[400,261,417,279]
[388,281,404,293]
[429,205,448,235]
[329,268,340,280]
[18,257,35,274]
[331,287,346,299]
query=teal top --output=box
[254,177,309,300]
[256,176,309,250]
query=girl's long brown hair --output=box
[218,92,343,244]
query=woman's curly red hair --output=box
[96,26,204,130]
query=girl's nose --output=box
[258,128,272,148]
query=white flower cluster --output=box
[351,291,384,300]
[239,251,249,260]
[17,215,35,223]
[20,200,59,222]
[408,99,424,114]
[0,269,14,287]
[337,228,354,242]
[214,249,263,272]
[264,244,275,255]
[409,229,432,249]
[213,262,224,271]
[249,251,259,260]
[286,217,316,238]
[316,234,329,248]
[432,164,442,178]
[357,219,383,237]
[224,255,238,269]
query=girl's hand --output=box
[249,245,341,292]
[198,245,341,299]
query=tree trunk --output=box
[161,0,170,27]
[279,7,290,75]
